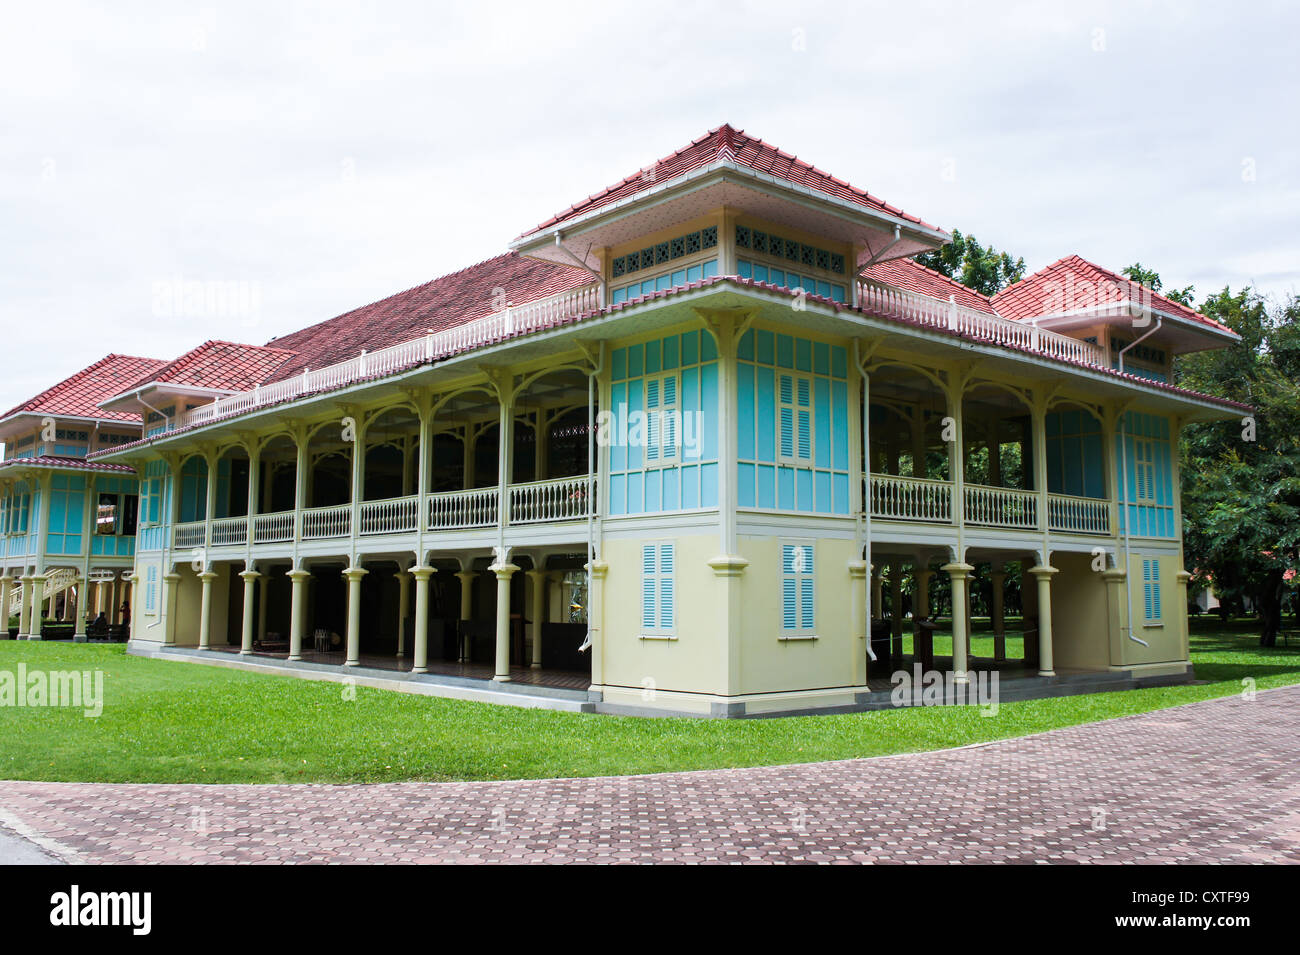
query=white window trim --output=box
[1142,558,1163,624]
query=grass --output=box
[1,626,1297,784]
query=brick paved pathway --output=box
[2,686,1298,863]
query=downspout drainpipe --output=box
[854,340,876,661]
[1117,313,1162,647]
[579,345,605,653]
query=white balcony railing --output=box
[510,476,593,524]
[857,281,1107,368]
[427,486,498,531]
[173,283,602,432]
[302,504,350,540]
[359,495,419,535]
[173,521,205,550]
[211,516,248,546]
[963,483,1039,529]
[252,511,294,543]
[869,473,953,523]
[1047,493,1111,535]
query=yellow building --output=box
[84,126,1242,716]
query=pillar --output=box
[849,559,868,683]
[942,562,974,683]
[889,559,904,656]
[491,561,519,681]
[73,576,87,642]
[16,576,32,639]
[488,561,520,680]
[990,564,1007,661]
[197,570,217,650]
[27,574,45,640]
[395,568,411,658]
[0,576,12,637]
[343,566,368,667]
[1029,564,1058,676]
[1175,569,1192,660]
[526,568,546,668]
[162,572,181,644]
[916,568,933,619]
[870,566,883,621]
[410,566,434,673]
[455,570,475,662]
[287,568,311,661]
[1102,567,1127,667]
[239,569,260,655]
[257,572,269,642]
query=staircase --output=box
[7,567,79,618]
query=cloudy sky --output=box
[2,0,1296,413]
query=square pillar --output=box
[197,570,217,650]
[73,576,88,642]
[395,569,411,658]
[526,568,547,668]
[990,564,1007,661]
[455,570,475,662]
[27,575,45,640]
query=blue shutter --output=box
[800,577,814,629]
[641,544,657,629]
[645,378,660,462]
[658,544,674,629]
[662,375,677,456]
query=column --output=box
[257,572,269,642]
[162,572,181,644]
[942,561,974,683]
[1102,567,1127,667]
[916,567,933,619]
[343,566,367,667]
[1029,564,1058,676]
[395,568,411,658]
[27,574,45,640]
[491,560,519,681]
[526,568,546,669]
[410,566,434,673]
[239,569,260,655]
[870,565,883,621]
[889,559,904,657]
[1175,569,1192,660]
[16,576,32,639]
[990,563,1007,661]
[287,567,311,661]
[849,559,868,683]
[0,576,11,638]
[73,575,87,642]
[197,569,217,650]
[455,570,475,662]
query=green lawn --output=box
[1,627,1297,784]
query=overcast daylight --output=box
[1,0,1297,903]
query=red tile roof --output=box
[0,455,135,474]
[263,252,592,382]
[860,257,997,314]
[1,354,167,423]
[516,124,944,240]
[112,340,301,397]
[993,255,1235,335]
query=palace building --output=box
[2,126,1245,715]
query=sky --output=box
[2,0,1297,414]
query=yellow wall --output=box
[1050,551,1111,669]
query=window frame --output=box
[776,371,815,468]
[639,541,676,639]
[780,539,817,639]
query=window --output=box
[1133,438,1157,502]
[781,542,815,635]
[640,542,675,635]
[777,372,814,467]
[1142,559,1162,622]
[644,373,679,466]
[144,565,159,615]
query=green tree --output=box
[916,229,1026,295]
[1121,262,1196,307]
[1177,288,1300,646]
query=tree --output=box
[1177,288,1300,646]
[916,229,1026,296]
[1121,263,1196,307]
